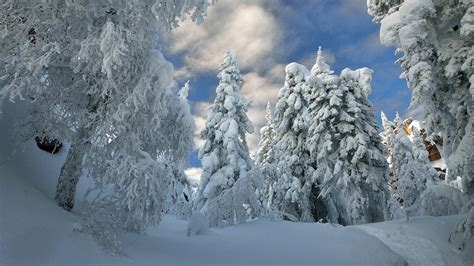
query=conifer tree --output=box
[391,121,436,210]
[195,52,260,227]
[271,62,312,221]
[311,67,389,225]
[256,102,277,210]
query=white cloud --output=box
[184,167,202,184]
[168,0,282,77]
[241,64,285,151]
[191,101,210,150]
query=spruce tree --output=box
[271,62,312,221]
[311,67,389,225]
[195,51,260,227]
[256,102,277,210]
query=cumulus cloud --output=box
[168,0,282,77]
[184,167,203,184]
[191,101,210,150]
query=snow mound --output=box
[417,184,468,217]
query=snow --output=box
[1,140,473,264]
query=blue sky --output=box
[162,0,413,172]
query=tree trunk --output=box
[54,122,91,211]
[54,141,84,211]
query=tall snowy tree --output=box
[311,67,389,225]
[368,0,474,249]
[163,81,196,218]
[194,52,260,227]
[270,62,313,221]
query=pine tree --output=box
[310,46,334,77]
[195,51,260,227]
[271,62,313,221]
[379,112,398,192]
[311,67,389,225]
[257,102,275,166]
[391,121,436,211]
[256,102,277,210]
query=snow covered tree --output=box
[379,112,405,192]
[163,81,196,218]
[270,62,313,221]
[194,52,260,227]
[310,46,334,77]
[257,102,275,166]
[311,67,389,225]
[368,0,474,249]
[256,102,277,210]
[0,0,213,212]
[391,122,437,211]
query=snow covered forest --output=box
[0,0,473,265]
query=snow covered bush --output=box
[368,0,474,249]
[187,211,209,237]
[416,184,468,217]
[194,52,261,227]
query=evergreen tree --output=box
[311,67,389,225]
[257,102,275,166]
[391,121,436,211]
[163,81,196,219]
[271,62,312,221]
[195,51,260,227]
[256,102,277,210]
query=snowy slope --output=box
[0,131,473,265]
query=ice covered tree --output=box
[257,102,275,166]
[270,62,312,221]
[194,52,260,227]
[311,67,389,225]
[368,0,474,249]
[0,0,213,212]
[163,81,196,218]
[391,122,437,212]
[256,102,277,210]
[310,46,334,77]
[379,112,403,189]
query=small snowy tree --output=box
[194,52,260,227]
[311,67,389,225]
[256,102,277,210]
[257,102,275,166]
[391,123,436,211]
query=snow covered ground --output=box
[0,139,473,265]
